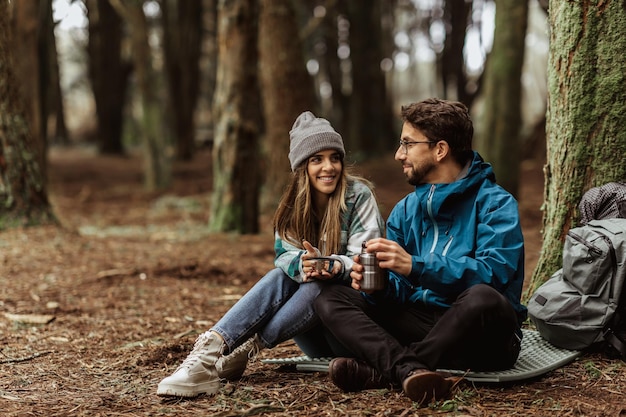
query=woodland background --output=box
[1,0,626,415]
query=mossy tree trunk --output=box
[0,0,55,228]
[525,0,626,299]
[209,0,261,234]
[109,0,171,191]
[258,0,316,212]
[478,0,528,198]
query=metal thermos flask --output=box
[360,241,385,291]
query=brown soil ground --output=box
[1,148,625,416]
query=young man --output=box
[313,98,527,406]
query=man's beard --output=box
[406,160,435,186]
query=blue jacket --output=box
[379,152,527,324]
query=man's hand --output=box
[349,252,368,292]
[350,238,413,292]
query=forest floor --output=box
[1,147,625,416]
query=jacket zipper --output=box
[427,184,438,253]
[442,236,454,256]
[568,230,603,259]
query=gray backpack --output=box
[528,218,626,356]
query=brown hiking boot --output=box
[401,368,455,406]
[329,357,391,392]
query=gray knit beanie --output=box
[288,111,345,171]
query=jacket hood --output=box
[411,151,495,216]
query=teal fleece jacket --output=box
[274,179,385,284]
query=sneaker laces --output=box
[247,335,261,362]
[177,332,218,370]
[224,334,262,365]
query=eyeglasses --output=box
[398,139,436,154]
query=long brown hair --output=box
[273,159,371,255]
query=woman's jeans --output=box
[211,268,346,357]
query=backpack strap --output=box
[619,200,626,218]
[598,219,626,358]
[603,319,626,358]
[603,270,626,359]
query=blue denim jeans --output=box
[211,268,335,356]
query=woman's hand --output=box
[301,240,338,281]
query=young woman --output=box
[157,111,385,397]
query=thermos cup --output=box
[359,241,386,291]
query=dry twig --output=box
[0,351,52,364]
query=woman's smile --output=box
[317,175,336,183]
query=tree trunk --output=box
[45,1,69,145]
[198,0,218,147]
[10,0,45,173]
[86,0,129,155]
[209,0,261,234]
[441,0,472,105]
[321,6,347,128]
[478,0,528,197]
[526,0,626,298]
[109,0,171,191]
[295,1,346,130]
[258,0,316,212]
[204,0,218,136]
[346,0,393,157]
[0,0,55,228]
[162,0,202,161]
[37,1,52,152]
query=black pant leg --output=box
[315,284,521,383]
[314,285,427,383]
[412,284,521,371]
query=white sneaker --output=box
[157,331,225,397]
[216,334,263,381]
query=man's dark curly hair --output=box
[401,98,474,165]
